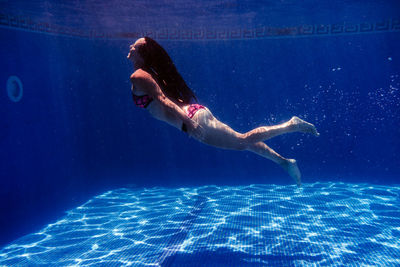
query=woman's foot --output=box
[290,116,320,136]
[281,159,301,186]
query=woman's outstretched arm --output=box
[131,70,203,139]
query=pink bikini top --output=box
[132,93,154,108]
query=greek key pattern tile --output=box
[1,13,399,40]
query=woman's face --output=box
[127,38,146,69]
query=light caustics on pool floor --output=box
[1,182,399,266]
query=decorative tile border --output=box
[1,12,399,40]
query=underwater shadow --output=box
[158,195,208,265]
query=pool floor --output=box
[1,182,399,266]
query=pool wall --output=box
[1,5,400,247]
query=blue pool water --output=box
[1,183,400,266]
[1,0,400,266]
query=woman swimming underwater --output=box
[127,37,319,186]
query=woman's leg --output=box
[192,109,305,185]
[245,142,301,186]
[194,110,318,151]
[242,116,319,143]
[200,122,302,185]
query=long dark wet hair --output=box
[137,37,198,105]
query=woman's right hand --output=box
[186,120,205,141]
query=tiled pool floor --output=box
[1,182,399,266]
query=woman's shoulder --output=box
[130,69,158,95]
[130,68,152,81]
